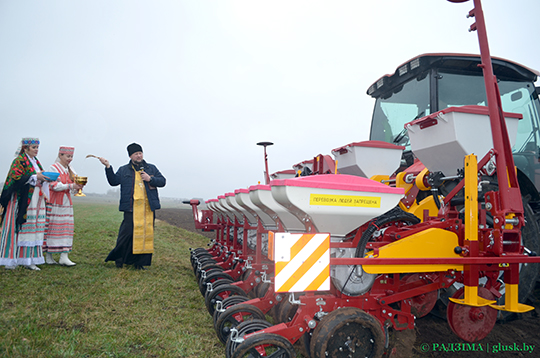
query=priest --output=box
[99,143,166,269]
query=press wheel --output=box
[446,286,497,342]
[213,295,250,328]
[199,271,235,296]
[193,255,215,271]
[231,333,296,358]
[275,294,302,324]
[190,249,210,266]
[225,319,272,358]
[310,307,385,358]
[254,282,271,299]
[215,304,266,344]
[205,284,247,316]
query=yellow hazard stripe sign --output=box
[271,232,331,293]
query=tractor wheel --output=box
[497,200,540,321]
[310,307,385,358]
[231,333,296,358]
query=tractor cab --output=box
[368,53,540,194]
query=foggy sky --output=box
[1,0,538,200]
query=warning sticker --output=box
[309,194,381,208]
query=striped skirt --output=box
[0,190,46,267]
[43,194,74,253]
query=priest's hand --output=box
[99,157,110,168]
[140,171,151,182]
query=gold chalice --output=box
[74,176,88,197]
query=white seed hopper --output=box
[234,188,273,227]
[271,174,405,237]
[225,191,257,225]
[406,105,521,176]
[331,140,404,178]
[249,184,305,232]
[224,192,247,222]
[205,199,216,212]
[206,199,226,220]
[217,195,239,221]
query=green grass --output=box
[0,201,224,358]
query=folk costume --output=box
[104,143,166,269]
[43,146,77,266]
[0,138,47,269]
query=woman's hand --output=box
[37,172,47,182]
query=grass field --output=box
[0,201,224,358]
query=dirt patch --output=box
[409,299,540,357]
[158,208,540,357]
[156,208,215,239]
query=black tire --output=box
[232,333,296,358]
[255,282,271,298]
[199,271,234,296]
[214,304,266,344]
[193,256,217,273]
[196,262,223,281]
[310,307,385,358]
[276,296,299,324]
[191,253,214,269]
[225,319,272,358]
[497,201,540,321]
[205,284,247,316]
[213,295,250,329]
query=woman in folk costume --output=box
[43,146,82,266]
[0,137,49,270]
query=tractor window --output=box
[438,71,540,190]
[437,72,540,154]
[437,72,487,108]
[370,74,430,147]
[498,82,540,154]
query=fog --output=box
[1,0,538,200]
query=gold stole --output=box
[132,170,154,254]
